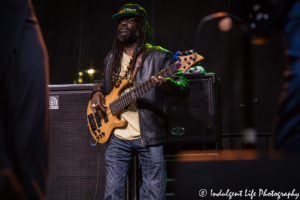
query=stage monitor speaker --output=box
[168,74,221,149]
[47,84,136,200]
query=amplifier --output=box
[47,84,137,200]
[168,73,221,149]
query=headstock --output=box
[174,50,204,73]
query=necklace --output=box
[113,44,140,87]
[113,53,134,87]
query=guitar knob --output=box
[184,58,187,61]
[101,132,105,136]
[96,135,102,139]
[188,62,191,65]
[183,66,186,69]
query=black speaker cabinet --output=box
[47,84,137,200]
[168,73,221,149]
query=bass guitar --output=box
[87,50,204,143]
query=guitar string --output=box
[92,63,177,126]
[95,73,171,118]
[97,56,197,120]
[110,66,173,110]
[110,57,198,114]
[109,61,181,113]
[110,62,179,113]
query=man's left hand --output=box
[151,76,173,93]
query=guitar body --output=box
[87,80,131,143]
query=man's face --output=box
[117,16,143,43]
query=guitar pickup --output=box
[102,110,109,123]
[88,114,97,131]
[94,112,102,127]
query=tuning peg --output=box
[172,55,179,60]
[175,51,183,56]
[185,50,194,55]
[188,49,195,54]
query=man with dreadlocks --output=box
[90,4,189,200]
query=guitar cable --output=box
[94,144,100,200]
[87,128,101,200]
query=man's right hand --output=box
[90,91,107,113]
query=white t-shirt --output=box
[114,52,141,140]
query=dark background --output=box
[32,0,286,136]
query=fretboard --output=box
[109,62,181,115]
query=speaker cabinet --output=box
[168,74,221,149]
[165,74,221,199]
[47,84,137,200]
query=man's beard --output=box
[117,27,139,43]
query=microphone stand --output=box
[194,12,257,150]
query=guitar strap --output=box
[130,48,148,83]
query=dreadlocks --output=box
[109,17,155,86]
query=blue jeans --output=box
[275,0,300,151]
[104,135,166,200]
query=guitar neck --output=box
[110,62,180,115]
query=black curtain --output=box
[32,0,286,134]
